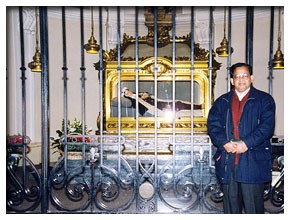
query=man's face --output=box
[230,66,254,93]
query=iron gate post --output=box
[39,6,50,214]
[269,7,274,96]
[246,7,254,66]
[227,7,232,92]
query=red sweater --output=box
[232,89,250,164]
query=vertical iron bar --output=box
[135,6,140,211]
[117,6,121,175]
[190,6,195,165]
[172,7,176,180]
[99,6,104,166]
[39,6,49,214]
[80,7,86,168]
[61,6,68,174]
[18,6,27,192]
[227,7,232,92]
[209,7,213,110]
[154,7,158,212]
[199,156,204,213]
[269,7,274,95]
[91,161,95,212]
[206,8,214,210]
[246,6,254,66]
[204,7,214,213]
[207,7,214,177]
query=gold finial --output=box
[28,7,42,72]
[84,7,100,54]
[216,7,233,57]
[273,7,284,69]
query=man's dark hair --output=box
[230,63,252,78]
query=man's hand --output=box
[223,142,237,153]
[124,89,133,97]
[140,93,149,99]
[234,141,248,153]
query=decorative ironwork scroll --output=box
[7,136,41,212]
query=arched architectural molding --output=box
[42,6,280,53]
[22,7,36,34]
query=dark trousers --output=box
[222,154,265,214]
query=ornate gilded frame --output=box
[105,58,210,133]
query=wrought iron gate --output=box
[6,6,284,214]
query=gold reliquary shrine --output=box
[95,36,221,134]
[95,8,221,134]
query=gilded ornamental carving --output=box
[95,7,220,134]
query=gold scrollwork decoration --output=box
[106,122,208,131]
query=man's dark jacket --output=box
[207,85,276,184]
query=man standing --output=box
[207,63,276,213]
